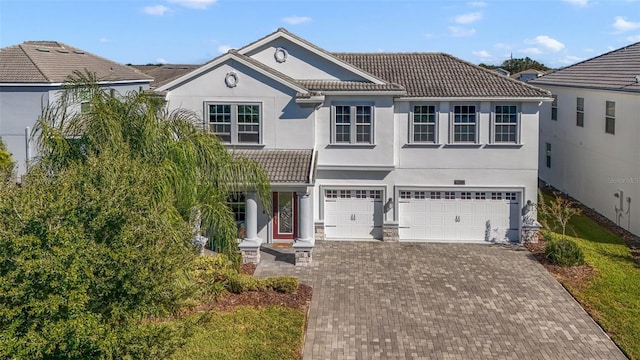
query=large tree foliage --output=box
[34,71,271,256]
[479,57,550,73]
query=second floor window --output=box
[551,95,558,121]
[605,101,615,135]
[576,97,584,127]
[453,105,477,143]
[411,105,437,143]
[493,105,519,143]
[333,105,373,144]
[208,103,261,144]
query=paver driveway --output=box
[255,241,626,360]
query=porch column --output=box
[294,188,315,266]
[238,191,262,264]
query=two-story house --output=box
[0,41,153,179]
[531,42,640,236]
[154,29,551,264]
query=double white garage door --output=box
[324,189,520,242]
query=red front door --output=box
[273,192,297,240]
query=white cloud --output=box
[468,1,487,7]
[520,47,543,55]
[449,26,476,37]
[166,0,216,10]
[455,12,483,24]
[612,16,640,32]
[143,5,170,16]
[558,55,584,65]
[424,33,434,39]
[472,50,491,58]
[99,37,111,43]
[217,45,231,54]
[282,16,311,25]
[526,35,565,52]
[562,0,589,6]
[156,58,168,64]
[627,34,640,42]
[493,42,513,50]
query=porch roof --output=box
[232,149,316,185]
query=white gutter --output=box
[395,96,553,102]
[307,148,317,184]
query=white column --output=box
[296,190,313,243]
[243,191,260,242]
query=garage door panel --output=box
[324,190,382,240]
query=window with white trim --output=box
[551,95,558,121]
[546,142,551,168]
[493,105,519,143]
[332,104,374,144]
[444,191,455,199]
[207,103,261,144]
[453,105,477,143]
[576,97,584,127]
[430,191,441,199]
[411,105,437,143]
[605,101,615,135]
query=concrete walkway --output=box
[255,241,626,360]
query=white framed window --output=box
[332,104,374,144]
[228,192,246,228]
[475,192,486,200]
[605,101,615,135]
[206,103,261,144]
[452,105,477,143]
[491,192,502,200]
[444,191,455,199]
[414,191,426,199]
[546,142,551,168]
[461,192,472,200]
[493,105,519,143]
[411,104,437,143]
[430,191,441,200]
[576,97,584,127]
[551,95,558,121]
[400,191,411,200]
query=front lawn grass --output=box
[540,194,640,359]
[172,305,305,360]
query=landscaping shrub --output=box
[265,276,299,293]
[545,237,585,266]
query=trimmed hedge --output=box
[545,237,585,266]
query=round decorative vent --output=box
[225,72,239,88]
[274,47,288,63]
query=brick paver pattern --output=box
[255,241,627,360]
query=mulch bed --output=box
[524,239,595,291]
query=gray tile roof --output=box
[333,52,551,98]
[0,41,152,84]
[297,80,404,92]
[232,149,315,184]
[530,42,640,93]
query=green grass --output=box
[171,306,305,360]
[540,193,640,359]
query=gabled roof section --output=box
[237,28,388,85]
[132,64,200,89]
[0,41,152,84]
[155,50,309,94]
[530,42,640,93]
[334,53,551,98]
[232,149,316,184]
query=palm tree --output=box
[33,71,271,259]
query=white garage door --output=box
[398,190,520,242]
[324,189,383,240]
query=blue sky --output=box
[1,0,639,68]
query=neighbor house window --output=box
[551,95,558,121]
[452,105,477,143]
[546,142,551,168]
[207,103,261,144]
[605,101,615,135]
[576,97,584,127]
[493,105,519,143]
[228,192,246,229]
[411,105,437,143]
[332,104,373,144]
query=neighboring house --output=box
[150,28,551,263]
[493,68,510,77]
[0,41,153,179]
[531,42,640,235]
[511,69,547,83]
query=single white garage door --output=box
[399,190,520,242]
[324,189,383,240]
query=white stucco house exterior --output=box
[151,29,551,264]
[0,41,153,179]
[531,42,640,235]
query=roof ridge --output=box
[19,43,49,82]
[553,41,640,73]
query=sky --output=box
[1,0,639,69]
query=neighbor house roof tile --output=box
[232,149,315,184]
[530,42,640,93]
[0,41,152,84]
